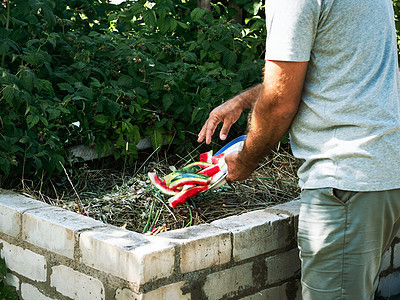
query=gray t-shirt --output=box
[265,0,400,191]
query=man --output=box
[197,0,400,299]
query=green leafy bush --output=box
[0,0,266,183]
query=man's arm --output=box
[197,85,262,144]
[225,60,308,183]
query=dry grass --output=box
[19,143,302,234]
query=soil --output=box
[19,143,302,235]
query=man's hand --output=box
[197,85,262,144]
[197,100,243,145]
[225,151,258,184]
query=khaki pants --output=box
[298,188,400,300]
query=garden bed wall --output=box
[0,189,399,300]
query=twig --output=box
[59,162,83,214]
[49,180,60,203]
[142,201,154,233]
[154,193,177,221]
[184,203,193,228]
[134,146,161,177]
[150,208,162,231]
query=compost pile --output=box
[21,144,301,234]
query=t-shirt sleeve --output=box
[265,0,320,62]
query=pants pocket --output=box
[331,188,357,204]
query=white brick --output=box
[381,247,391,271]
[240,281,302,300]
[203,262,254,299]
[272,200,301,217]
[115,282,190,300]
[377,272,400,298]
[20,283,53,300]
[50,265,105,300]
[143,281,190,300]
[115,288,140,300]
[0,189,49,237]
[0,240,46,282]
[23,206,104,259]
[80,226,175,285]
[393,242,400,269]
[158,224,231,274]
[211,210,292,261]
[265,248,300,284]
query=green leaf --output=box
[10,17,28,27]
[89,77,101,88]
[82,86,93,100]
[143,9,157,28]
[108,101,120,118]
[48,108,60,120]
[117,75,133,87]
[71,62,86,70]
[93,114,109,125]
[3,85,14,105]
[38,79,54,95]
[200,87,211,99]
[42,6,56,27]
[34,156,43,169]
[27,39,40,48]
[113,148,121,161]
[0,157,11,175]
[202,40,210,51]
[39,116,48,126]
[200,50,207,61]
[191,107,200,123]
[244,1,263,15]
[47,36,56,48]
[129,2,144,16]
[188,42,197,52]
[132,125,140,144]
[25,14,39,24]
[57,83,74,93]
[0,43,9,55]
[155,118,168,128]
[150,130,163,151]
[168,17,177,32]
[20,70,34,92]
[134,87,148,97]
[177,21,189,29]
[25,51,44,66]
[158,16,169,34]
[223,50,237,69]
[28,0,42,10]
[162,94,173,110]
[26,114,40,129]
[191,8,206,20]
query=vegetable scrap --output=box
[148,150,226,208]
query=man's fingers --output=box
[198,116,220,144]
[197,122,208,143]
[219,121,233,141]
[205,127,215,144]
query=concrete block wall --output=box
[0,189,398,299]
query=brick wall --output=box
[0,189,398,299]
